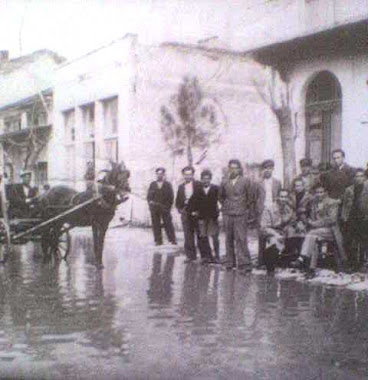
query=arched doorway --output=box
[305,71,342,164]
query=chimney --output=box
[0,50,9,63]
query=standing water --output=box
[0,228,366,379]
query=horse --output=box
[36,161,130,267]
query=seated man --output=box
[6,170,38,219]
[260,188,294,273]
[285,178,313,261]
[291,183,346,278]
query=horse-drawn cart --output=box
[0,161,130,266]
[0,196,101,262]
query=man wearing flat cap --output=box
[295,158,316,193]
[256,159,282,267]
[147,167,176,246]
[6,170,38,218]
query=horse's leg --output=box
[50,226,62,260]
[98,222,109,265]
[92,222,99,257]
[92,221,103,268]
[93,217,109,269]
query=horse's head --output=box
[99,161,131,205]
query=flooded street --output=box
[0,227,367,379]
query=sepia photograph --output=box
[0,0,367,379]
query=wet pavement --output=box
[0,227,367,379]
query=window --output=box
[63,109,75,143]
[84,141,95,162]
[33,110,48,127]
[66,145,76,182]
[306,71,342,105]
[4,116,21,133]
[103,97,118,136]
[104,138,118,162]
[84,142,95,177]
[81,103,95,139]
[35,162,48,186]
[28,103,48,128]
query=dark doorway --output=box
[305,71,342,165]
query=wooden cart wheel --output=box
[43,226,71,260]
[55,229,71,260]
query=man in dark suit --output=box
[324,149,355,200]
[219,159,253,273]
[147,167,176,246]
[256,159,282,268]
[7,170,38,218]
[175,166,203,263]
[191,169,220,263]
[341,168,368,270]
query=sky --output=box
[0,0,283,61]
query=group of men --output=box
[147,149,368,277]
[147,161,252,274]
[259,149,367,277]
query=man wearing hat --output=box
[295,158,316,193]
[6,170,38,218]
[256,159,282,268]
[147,167,176,246]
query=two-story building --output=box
[49,35,280,224]
[0,50,64,186]
[48,36,136,191]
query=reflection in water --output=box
[0,228,368,379]
[171,264,368,378]
[0,233,127,369]
[147,253,175,308]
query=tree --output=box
[252,66,297,187]
[2,95,51,180]
[160,76,226,166]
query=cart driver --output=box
[21,170,38,204]
[6,170,38,218]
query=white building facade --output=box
[244,0,368,168]
[48,36,137,190]
[49,36,281,224]
[49,1,368,224]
